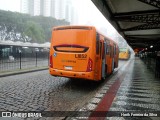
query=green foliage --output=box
[24,21,45,43]
[0,10,70,43]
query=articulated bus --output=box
[49,26,119,81]
[119,47,130,60]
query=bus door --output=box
[107,45,112,74]
[102,42,107,79]
[113,44,116,68]
[112,44,116,71]
[95,33,101,80]
[111,46,114,72]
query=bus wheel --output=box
[102,66,107,80]
[114,62,116,68]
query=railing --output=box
[0,51,49,73]
[139,53,160,78]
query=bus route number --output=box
[75,54,87,59]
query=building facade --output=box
[21,0,40,16]
[20,0,75,23]
[40,0,51,17]
[21,0,30,14]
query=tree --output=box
[24,21,45,43]
[0,10,70,43]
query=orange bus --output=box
[49,26,119,81]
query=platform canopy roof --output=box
[0,40,50,48]
[91,0,160,51]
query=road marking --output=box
[88,61,131,119]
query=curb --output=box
[0,67,48,77]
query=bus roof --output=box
[53,25,95,31]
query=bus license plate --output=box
[65,66,72,70]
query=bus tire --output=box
[102,65,107,80]
[114,62,116,68]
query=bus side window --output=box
[96,33,100,55]
[106,45,108,54]
[100,41,102,58]
[106,44,109,55]
[110,46,112,57]
[114,45,116,55]
[102,43,105,59]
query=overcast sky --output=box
[0,0,120,42]
[0,0,20,12]
[72,0,120,41]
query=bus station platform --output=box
[67,57,160,120]
[90,57,160,120]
